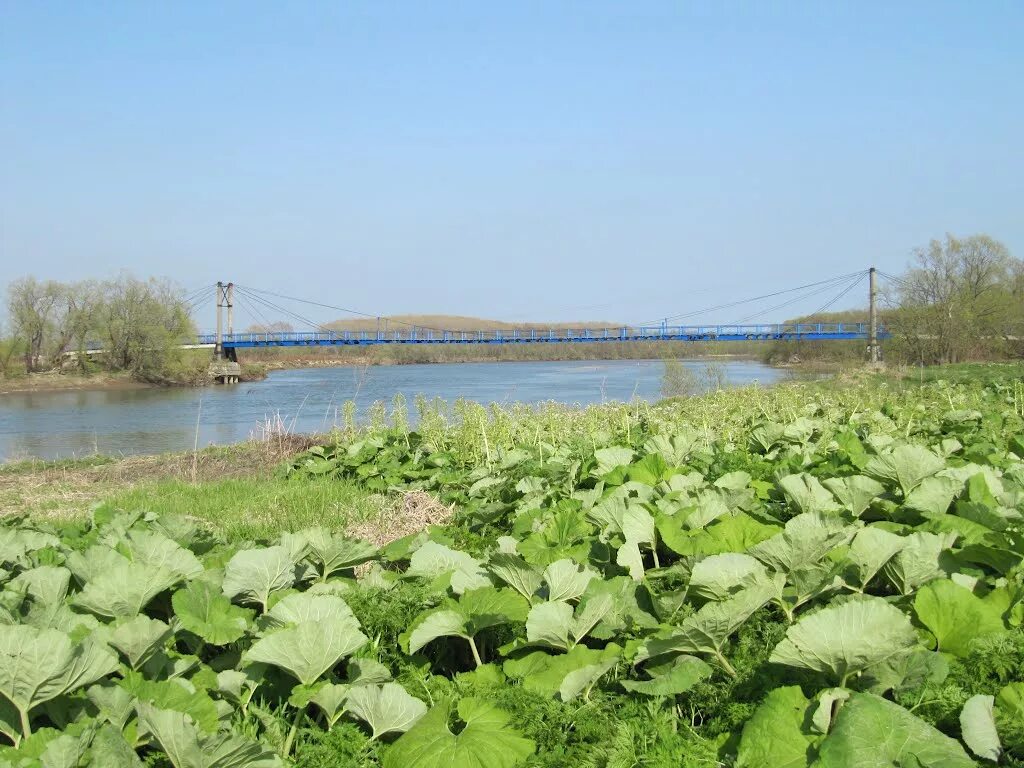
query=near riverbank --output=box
[0,359,268,395]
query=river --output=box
[0,359,786,461]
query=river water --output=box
[0,359,785,461]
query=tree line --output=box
[0,275,194,380]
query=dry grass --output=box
[346,490,455,547]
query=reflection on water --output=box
[0,359,785,461]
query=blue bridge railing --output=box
[196,323,886,348]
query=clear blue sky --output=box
[2,2,1021,330]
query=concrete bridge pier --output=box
[209,359,242,384]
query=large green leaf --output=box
[344,682,427,740]
[0,625,117,740]
[221,546,297,612]
[63,545,130,585]
[823,475,884,518]
[298,527,378,581]
[0,530,60,567]
[580,576,658,639]
[749,514,853,573]
[121,671,221,734]
[106,615,173,670]
[486,554,542,602]
[996,682,1024,721]
[308,682,350,728]
[593,447,635,476]
[557,657,619,702]
[257,592,357,632]
[542,560,596,603]
[138,703,284,768]
[904,476,962,517]
[735,686,816,768]
[383,698,534,768]
[89,723,144,767]
[660,512,780,557]
[860,648,949,696]
[2,725,92,768]
[778,474,840,516]
[404,610,467,654]
[914,579,1006,657]
[637,580,775,674]
[621,654,711,696]
[865,444,945,496]
[504,643,621,699]
[816,692,974,767]
[407,542,491,595]
[959,694,1001,762]
[243,619,367,686]
[403,587,529,665]
[769,597,918,685]
[689,553,768,601]
[8,566,70,613]
[172,582,254,646]
[524,593,614,651]
[643,432,700,465]
[73,561,182,618]
[124,530,204,579]
[87,683,136,731]
[882,531,957,595]
[844,527,906,589]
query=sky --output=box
[1,2,1022,331]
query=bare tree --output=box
[6,277,63,372]
[0,317,21,377]
[892,234,1019,364]
[96,274,194,376]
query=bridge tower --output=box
[210,281,241,384]
[868,267,880,363]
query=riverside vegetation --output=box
[0,366,1022,766]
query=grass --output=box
[0,436,322,519]
[97,477,389,540]
[899,361,1024,385]
[0,433,405,542]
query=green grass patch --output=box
[98,476,387,540]
[909,361,1024,385]
[0,454,119,476]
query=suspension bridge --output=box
[180,268,892,382]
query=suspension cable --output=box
[809,272,867,316]
[733,272,867,324]
[234,287,337,334]
[636,270,867,326]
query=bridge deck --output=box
[198,323,885,348]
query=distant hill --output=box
[323,315,625,333]
[782,308,880,325]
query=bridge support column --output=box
[209,359,241,384]
[215,281,224,360]
[868,267,880,363]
